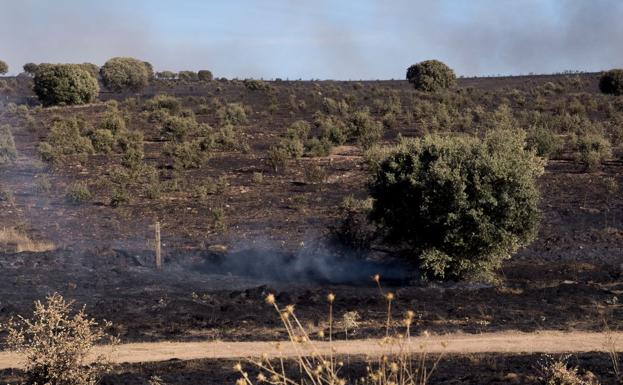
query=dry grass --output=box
[0,227,55,253]
[235,275,445,385]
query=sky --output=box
[0,0,622,79]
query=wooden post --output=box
[155,221,162,269]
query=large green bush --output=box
[0,125,17,166]
[0,60,8,75]
[100,57,150,92]
[369,129,544,280]
[33,64,99,106]
[599,69,623,95]
[406,60,456,92]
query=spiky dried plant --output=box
[2,293,118,385]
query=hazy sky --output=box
[1,0,622,79]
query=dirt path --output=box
[0,330,621,370]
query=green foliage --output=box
[161,115,198,142]
[0,60,7,74]
[90,129,115,153]
[38,118,94,164]
[198,70,213,81]
[178,71,198,81]
[244,79,270,91]
[0,125,17,166]
[65,181,91,204]
[23,62,38,76]
[78,63,100,78]
[99,108,126,134]
[33,64,99,106]
[117,130,144,170]
[599,69,623,95]
[100,57,150,92]
[156,71,176,80]
[216,103,248,125]
[369,129,544,280]
[406,60,456,92]
[347,108,383,149]
[144,94,182,116]
[574,131,612,171]
[305,137,333,157]
[163,140,206,170]
[526,125,563,158]
[267,145,289,172]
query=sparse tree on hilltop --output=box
[406,60,456,92]
[100,57,150,92]
[198,70,213,81]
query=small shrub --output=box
[243,78,270,91]
[406,60,456,92]
[575,132,612,171]
[599,69,623,95]
[2,294,116,385]
[0,60,8,74]
[161,115,198,142]
[90,129,115,153]
[526,125,563,158]
[65,181,91,204]
[38,118,94,164]
[198,70,213,81]
[267,145,289,172]
[33,64,99,106]
[0,124,17,166]
[305,137,333,157]
[216,103,248,125]
[347,108,383,149]
[100,57,150,92]
[99,108,127,134]
[35,174,52,193]
[281,137,305,158]
[117,130,145,170]
[369,129,544,280]
[541,359,600,385]
[163,140,206,170]
[287,120,311,141]
[304,164,327,184]
[252,172,264,184]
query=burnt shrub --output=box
[198,70,213,81]
[33,64,99,106]
[599,69,623,95]
[100,57,150,92]
[0,125,17,166]
[406,60,456,92]
[369,129,544,280]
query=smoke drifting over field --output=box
[194,239,415,284]
[0,0,622,79]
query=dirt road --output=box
[0,330,620,370]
